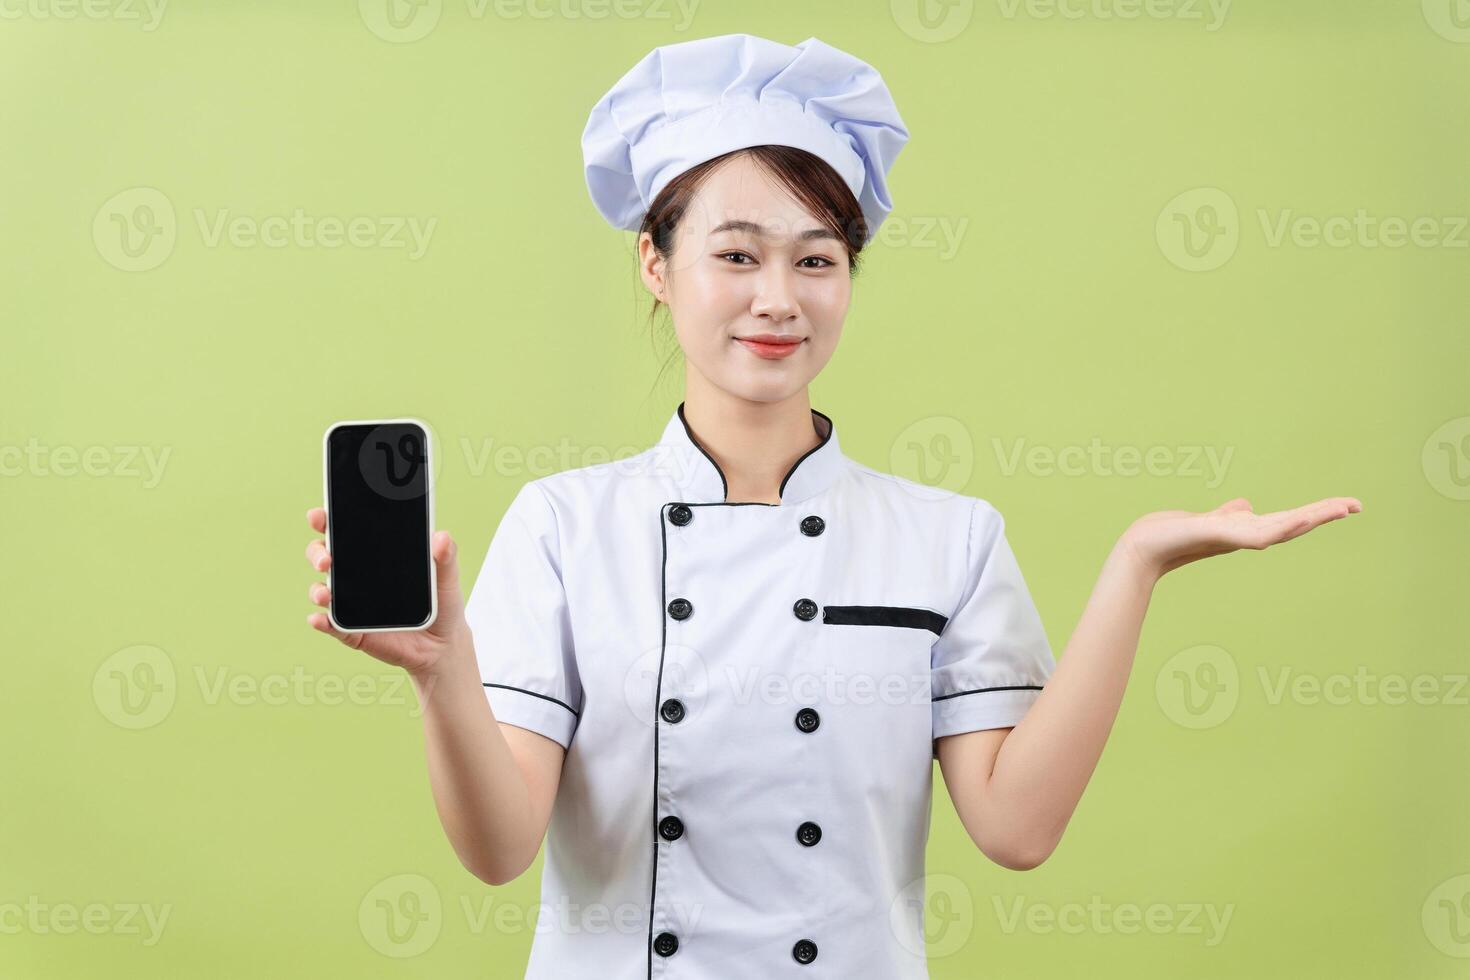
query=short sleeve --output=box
[464,480,582,749]
[931,498,1056,740]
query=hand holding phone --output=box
[306,419,465,673]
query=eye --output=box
[799,256,836,269]
[717,251,755,265]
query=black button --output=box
[669,504,692,526]
[800,515,825,537]
[659,816,684,841]
[668,598,693,620]
[661,698,686,723]
[792,939,817,964]
[793,598,818,621]
[654,932,679,957]
[796,821,822,847]
[794,707,820,733]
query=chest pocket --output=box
[811,603,940,724]
[821,604,948,635]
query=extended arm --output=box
[937,495,1361,870]
[409,644,566,886]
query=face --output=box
[638,153,852,404]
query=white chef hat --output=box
[581,33,909,245]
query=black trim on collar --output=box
[675,401,834,504]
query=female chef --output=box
[303,33,1361,980]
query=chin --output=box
[721,374,812,405]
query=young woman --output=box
[303,33,1360,980]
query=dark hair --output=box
[639,144,869,326]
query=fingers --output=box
[306,509,330,570]
[306,538,331,571]
[304,506,362,648]
[1284,500,1355,539]
[305,611,364,649]
[1291,496,1360,526]
[1256,496,1361,546]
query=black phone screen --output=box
[325,421,433,630]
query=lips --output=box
[735,334,804,360]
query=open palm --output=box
[1122,496,1363,577]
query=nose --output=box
[749,266,799,324]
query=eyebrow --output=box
[709,219,840,243]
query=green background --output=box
[3,0,1466,976]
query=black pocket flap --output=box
[821,604,947,635]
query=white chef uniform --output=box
[465,402,1057,979]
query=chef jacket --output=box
[465,402,1056,979]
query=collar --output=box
[651,401,845,505]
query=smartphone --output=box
[322,418,437,632]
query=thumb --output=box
[432,530,461,599]
[1215,497,1253,514]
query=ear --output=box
[637,232,667,301]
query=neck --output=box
[680,377,822,504]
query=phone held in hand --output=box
[322,418,437,632]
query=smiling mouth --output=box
[734,336,805,359]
